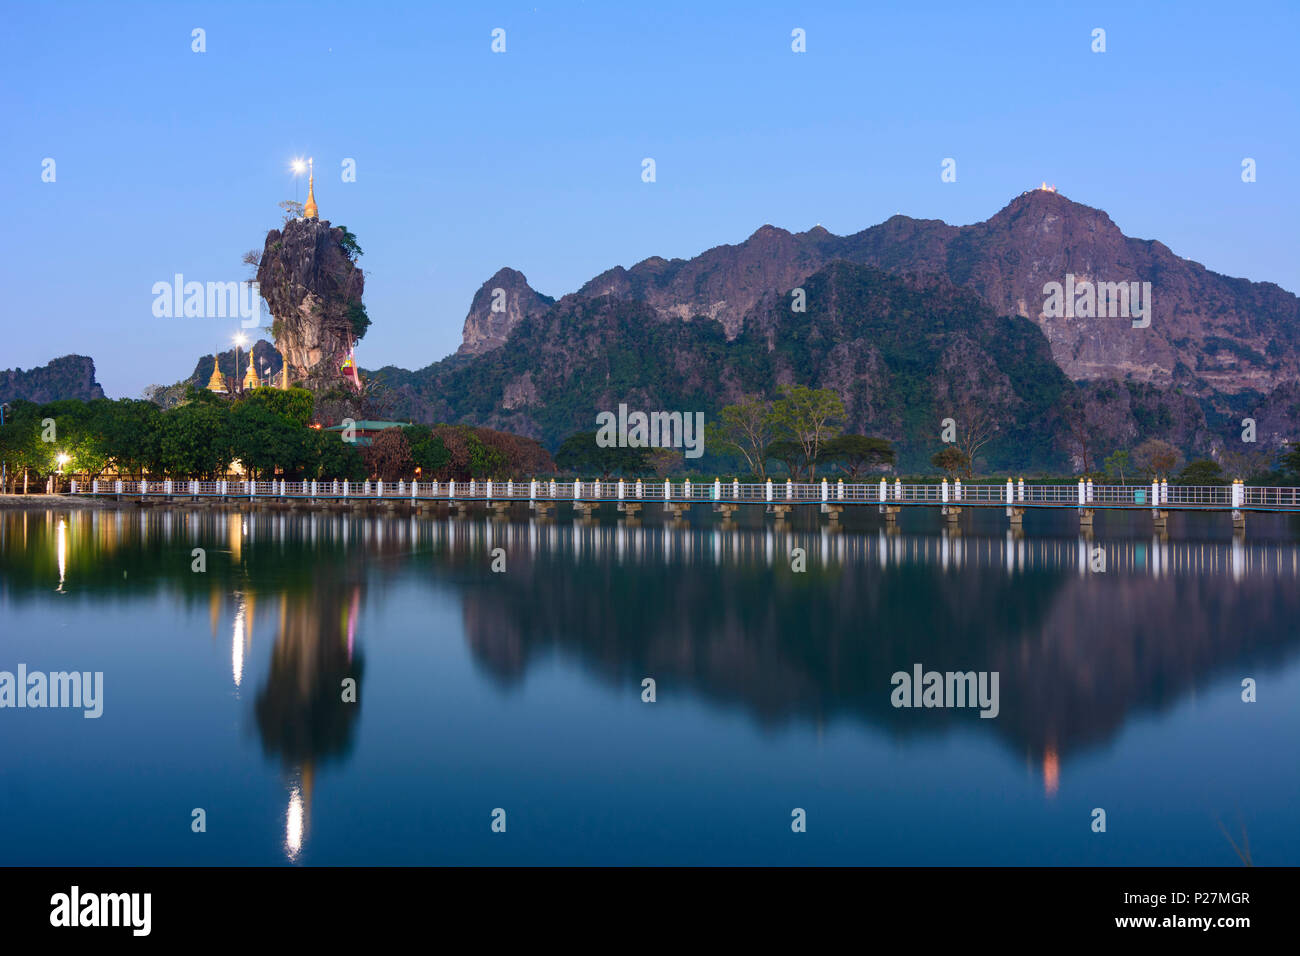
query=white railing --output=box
[61,480,1300,511]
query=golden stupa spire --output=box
[206,355,227,393]
[303,157,318,219]
[242,347,259,390]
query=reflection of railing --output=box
[68,478,1300,512]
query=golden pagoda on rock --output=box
[206,355,227,393]
[303,157,318,220]
[242,348,259,390]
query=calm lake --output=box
[1,504,1297,865]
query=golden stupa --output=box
[206,355,227,393]
[242,348,259,390]
[303,158,318,220]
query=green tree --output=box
[818,435,895,478]
[705,396,774,479]
[1177,459,1226,485]
[769,384,844,480]
[159,403,233,478]
[239,386,314,428]
[230,402,307,478]
[401,426,452,476]
[306,429,367,481]
[554,431,649,477]
[1102,449,1131,485]
[765,439,808,479]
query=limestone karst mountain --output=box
[366,189,1295,467]
[457,267,556,356]
[255,216,368,390]
[457,190,1300,398]
[0,355,105,403]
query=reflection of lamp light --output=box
[56,517,67,592]
[232,598,246,688]
[285,786,304,860]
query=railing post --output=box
[837,478,844,500]
[530,479,537,501]
[765,479,773,502]
[894,478,901,500]
[1018,477,1025,502]
[820,478,828,502]
[92,479,99,495]
[575,479,582,500]
[786,479,793,500]
[485,479,493,499]
[550,479,557,498]
[954,478,962,501]
[1085,478,1093,503]
[879,478,886,501]
[190,479,197,496]
[713,478,721,501]
[431,479,439,497]
[618,479,626,500]
[1160,478,1168,505]
[116,479,123,496]
[941,479,949,502]
[1006,479,1014,504]
[732,479,739,499]
[343,479,350,499]
[684,479,692,498]
[1151,478,1158,506]
[665,480,672,501]
[635,479,643,498]
[1077,479,1085,505]
[507,479,513,497]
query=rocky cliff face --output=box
[256,217,366,387]
[460,190,1300,399]
[457,268,555,356]
[0,355,105,403]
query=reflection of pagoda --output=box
[253,581,365,862]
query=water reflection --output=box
[4,507,1299,856]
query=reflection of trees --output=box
[457,528,1300,765]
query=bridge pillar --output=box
[821,503,843,523]
[532,500,554,517]
[880,504,900,525]
[1151,509,1168,533]
[770,504,792,521]
[1077,508,1092,531]
[944,505,962,525]
[1232,509,1246,533]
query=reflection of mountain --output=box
[8,508,1300,794]
[453,522,1300,766]
[253,583,365,768]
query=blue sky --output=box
[2,0,1296,398]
